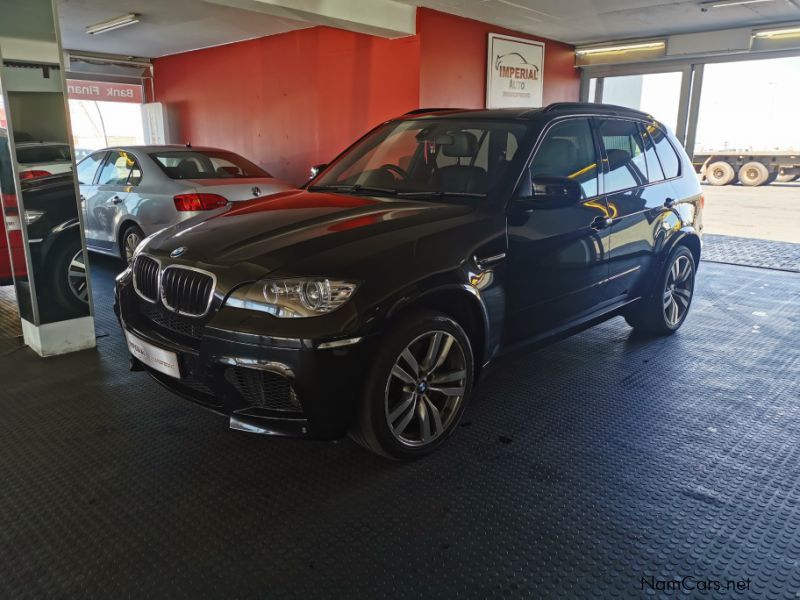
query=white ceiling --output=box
[56,0,309,58]
[54,0,800,58]
[402,0,800,44]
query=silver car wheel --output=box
[384,330,467,448]
[124,231,142,263]
[67,249,89,303]
[663,255,693,327]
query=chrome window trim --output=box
[132,253,161,304]
[160,264,217,318]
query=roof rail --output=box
[404,108,460,115]
[544,102,653,119]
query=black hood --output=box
[145,189,478,284]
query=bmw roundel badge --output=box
[170,246,188,258]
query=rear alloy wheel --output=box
[662,254,694,328]
[351,310,473,459]
[121,224,145,264]
[738,161,770,187]
[705,161,735,186]
[625,245,696,336]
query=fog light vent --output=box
[229,367,302,412]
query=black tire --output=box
[625,245,696,336]
[738,161,770,187]
[120,223,145,264]
[705,161,735,186]
[350,309,474,459]
[49,238,89,313]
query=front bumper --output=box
[115,275,373,440]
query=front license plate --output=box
[125,330,182,379]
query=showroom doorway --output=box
[690,56,800,243]
[66,79,146,158]
[587,69,688,138]
[582,55,800,244]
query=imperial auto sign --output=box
[486,33,544,109]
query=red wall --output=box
[154,27,420,185]
[154,8,578,185]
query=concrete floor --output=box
[0,253,798,598]
[702,181,800,244]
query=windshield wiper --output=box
[396,190,486,199]
[309,184,398,195]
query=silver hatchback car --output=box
[76,145,294,261]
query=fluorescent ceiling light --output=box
[701,0,779,8]
[754,26,800,38]
[576,41,666,56]
[85,13,140,35]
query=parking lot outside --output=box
[700,181,800,244]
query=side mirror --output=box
[309,163,328,179]
[511,176,582,211]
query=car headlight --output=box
[24,210,45,225]
[230,278,358,318]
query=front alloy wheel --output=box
[385,330,467,447]
[351,310,474,459]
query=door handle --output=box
[111,196,123,204]
[590,216,613,230]
[664,197,676,208]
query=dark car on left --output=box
[0,173,89,314]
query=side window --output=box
[651,126,681,179]
[530,118,598,198]
[128,157,143,186]
[597,119,648,193]
[97,151,133,186]
[638,123,665,183]
[77,152,105,185]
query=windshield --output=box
[149,150,269,180]
[16,144,71,164]
[312,119,530,199]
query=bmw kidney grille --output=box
[133,256,215,317]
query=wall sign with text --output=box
[66,79,143,104]
[486,33,544,109]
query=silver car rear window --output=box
[149,150,270,180]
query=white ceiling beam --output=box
[203,0,416,38]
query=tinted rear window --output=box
[16,145,71,164]
[652,127,681,179]
[149,150,269,180]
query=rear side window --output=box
[651,126,681,179]
[77,152,106,185]
[530,118,598,198]
[97,151,137,186]
[638,123,665,183]
[597,119,648,193]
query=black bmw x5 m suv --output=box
[115,102,703,459]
